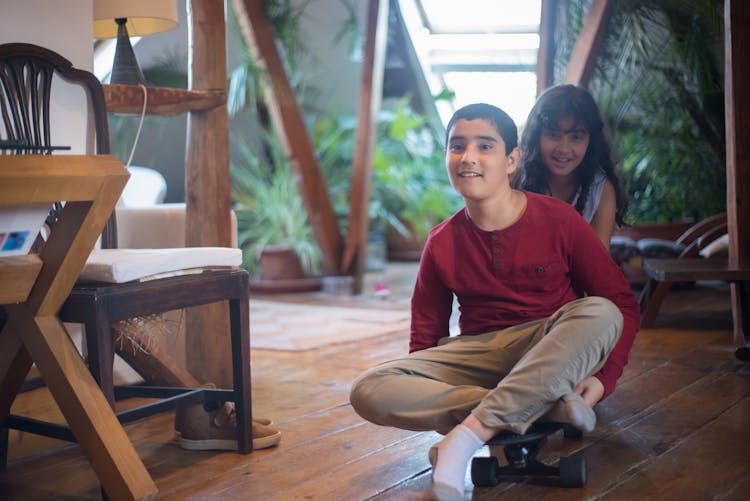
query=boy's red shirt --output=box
[409,191,639,399]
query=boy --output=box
[349,103,639,500]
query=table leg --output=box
[0,323,32,471]
[732,282,750,361]
[0,322,32,419]
[10,306,157,500]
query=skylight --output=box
[400,0,542,127]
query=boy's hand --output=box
[575,376,604,407]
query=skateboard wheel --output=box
[471,457,500,487]
[735,346,750,361]
[559,455,587,487]
[562,425,583,439]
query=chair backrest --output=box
[0,42,118,248]
[675,213,727,248]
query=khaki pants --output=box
[350,296,623,435]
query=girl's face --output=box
[539,115,590,178]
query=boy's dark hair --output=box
[515,84,627,227]
[445,103,518,155]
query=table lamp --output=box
[93,0,179,85]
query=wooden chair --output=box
[0,43,252,460]
[638,213,728,327]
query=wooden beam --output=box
[232,0,342,275]
[184,0,234,387]
[341,0,389,293]
[536,0,558,95]
[724,0,750,267]
[563,0,610,88]
[103,85,225,116]
[724,0,750,348]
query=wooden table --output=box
[0,155,157,499]
[643,258,750,360]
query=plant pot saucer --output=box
[248,277,323,293]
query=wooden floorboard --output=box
[2,265,748,500]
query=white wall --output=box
[0,0,94,154]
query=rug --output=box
[249,300,411,351]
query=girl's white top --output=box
[571,170,606,223]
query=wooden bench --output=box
[640,257,750,361]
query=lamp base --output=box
[110,18,146,85]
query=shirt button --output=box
[536,266,545,273]
[493,247,500,254]
[494,261,502,268]
[491,234,499,241]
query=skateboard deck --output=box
[471,421,586,488]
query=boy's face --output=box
[445,118,519,203]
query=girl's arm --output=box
[590,179,616,250]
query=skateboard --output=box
[471,421,586,488]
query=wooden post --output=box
[232,0,343,276]
[341,0,389,293]
[563,0,610,88]
[536,0,558,95]
[185,0,233,387]
[724,0,750,346]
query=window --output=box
[400,0,541,127]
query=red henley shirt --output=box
[409,191,639,400]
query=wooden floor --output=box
[2,262,749,500]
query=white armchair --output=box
[116,203,238,249]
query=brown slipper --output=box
[175,401,281,450]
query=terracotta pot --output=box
[386,221,425,262]
[258,245,305,281]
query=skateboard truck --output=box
[471,421,587,488]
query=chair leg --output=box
[229,273,252,454]
[0,425,8,472]
[731,282,750,351]
[640,279,672,327]
[83,307,116,408]
[0,307,7,470]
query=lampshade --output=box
[94,0,178,38]
[94,0,179,85]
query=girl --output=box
[515,84,627,249]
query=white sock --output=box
[429,424,484,499]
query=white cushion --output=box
[80,247,242,283]
[699,234,729,258]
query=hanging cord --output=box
[125,83,148,169]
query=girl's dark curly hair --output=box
[515,84,627,226]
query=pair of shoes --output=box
[175,400,281,451]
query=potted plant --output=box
[555,0,725,225]
[371,99,461,259]
[310,99,461,262]
[231,132,322,291]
